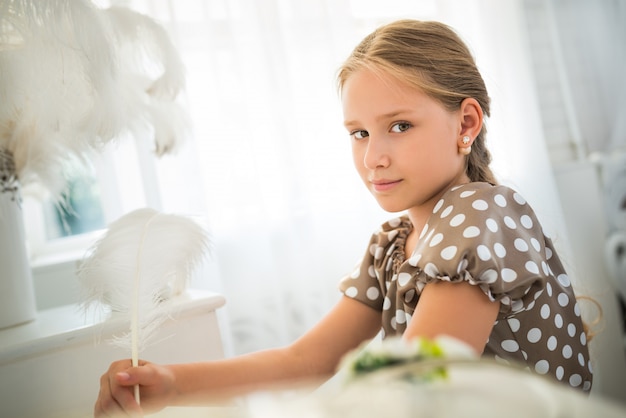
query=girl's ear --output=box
[458,98,483,144]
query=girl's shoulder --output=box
[439,182,526,206]
[431,182,534,225]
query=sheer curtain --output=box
[115,0,565,356]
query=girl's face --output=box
[342,68,470,218]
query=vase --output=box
[0,149,37,329]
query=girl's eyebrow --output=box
[344,109,414,128]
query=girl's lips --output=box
[370,179,401,192]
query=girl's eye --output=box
[351,130,369,140]
[391,122,412,133]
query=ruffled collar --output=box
[380,215,413,273]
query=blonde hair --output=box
[337,19,497,185]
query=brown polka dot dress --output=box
[339,182,593,392]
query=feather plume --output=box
[0,0,188,203]
[76,208,210,402]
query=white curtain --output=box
[546,0,626,153]
[115,0,566,356]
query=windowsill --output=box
[0,289,226,367]
[29,229,105,271]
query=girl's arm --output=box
[95,295,380,416]
[403,280,500,354]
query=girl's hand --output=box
[94,359,176,417]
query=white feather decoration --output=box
[0,0,189,203]
[77,208,210,402]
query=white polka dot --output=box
[404,289,415,303]
[366,287,379,300]
[494,194,507,207]
[390,317,397,330]
[480,269,498,284]
[541,261,549,275]
[527,328,542,343]
[501,340,519,352]
[494,243,507,258]
[486,218,499,232]
[504,216,517,229]
[567,323,576,337]
[547,336,557,351]
[556,366,564,380]
[450,214,465,227]
[456,258,469,274]
[520,215,533,229]
[578,353,585,367]
[477,245,491,261]
[472,199,489,210]
[419,223,429,239]
[535,360,549,374]
[433,199,444,213]
[514,238,529,252]
[440,205,454,218]
[554,314,563,328]
[533,289,544,300]
[569,374,582,387]
[557,293,570,307]
[388,230,399,242]
[546,247,553,260]
[396,310,407,324]
[366,266,375,279]
[441,246,457,260]
[397,273,412,287]
[507,318,520,332]
[557,274,571,287]
[540,304,550,319]
[513,192,526,205]
[345,287,358,298]
[383,297,391,310]
[463,226,480,238]
[388,217,402,228]
[350,265,361,278]
[512,299,524,312]
[574,302,581,317]
[562,345,573,359]
[501,268,517,283]
[580,332,587,346]
[546,282,553,297]
[531,238,541,252]
[460,190,476,198]
[424,263,439,276]
[430,233,444,247]
[583,381,592,391]
[374,246,384,259]
[525,261,539,274]
[408,253,422,266]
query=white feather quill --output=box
[77,208,210,403]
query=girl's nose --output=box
[363,136,390,170]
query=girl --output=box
[95,19,593,417]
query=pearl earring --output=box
[459,136,472,155]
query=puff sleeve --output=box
[400,183,556,316]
